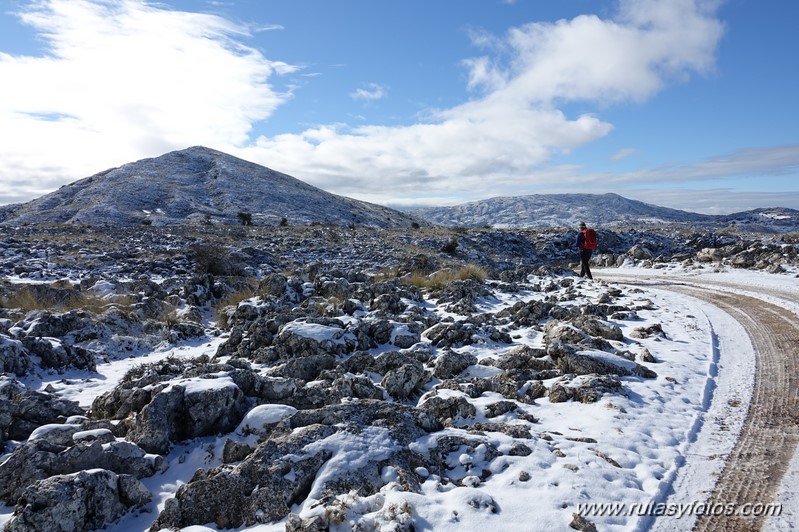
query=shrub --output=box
[188,242,243,276]
[121,354,189,384]
[441,238,458,255]
[237,212,253,226]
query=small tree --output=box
[237,211,253,226]
[279,216,288,227]
[441,237,458,255]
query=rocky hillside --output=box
[411,193,799,233]
[0,147,422,229]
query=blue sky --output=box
[1,0,798,214]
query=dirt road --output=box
[607,274,799,531]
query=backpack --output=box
[583,228,597,250]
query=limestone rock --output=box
[5,469,150,532]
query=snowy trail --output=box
[602,268,799,531]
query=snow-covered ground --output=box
[2,264,797,531]
[601,263,799,531]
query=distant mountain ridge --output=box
[411,193,799,232]
[2,148,795,232]
[0,146,421,228]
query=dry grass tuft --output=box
[213,286,257,329]
[0,282,119,314]
[402,264,488,290]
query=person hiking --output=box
[576,222,596,280]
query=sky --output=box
[0,0,798,214]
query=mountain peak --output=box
[0,148,421,228]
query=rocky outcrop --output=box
[4,469,150,532]
[0,422,166,504]
[127,376,247,455]
[0,380,84,444]
[433,349,477,379]
[150,400,441,530]
[548,374,626,403]
[0,336,33,376]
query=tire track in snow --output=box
[642,283,799,532]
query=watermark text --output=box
[577,501,783,519]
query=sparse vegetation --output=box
[188,242,243,276]
[213,285,257,329]
[402,264,488,290]
[236,211,253,226]
[0,283,112,313]
[160,308,181,329]
[120,354,195,384]
[441,237,458,255]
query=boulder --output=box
[629,323,667,339]
[5,469,150,532]
[382,363,429,400]
[490,345,553,371]
[0,381,84,443]
[274,319,357,358]
[0,335,34,376]
[555,350,657,379]
[424,321,477,348]
[128,376,246,454]
[22,337,96,372]
[548,374,626,403]
[627,244,653,260]
[0,435,167,504]
[496,299,555,327]
[571,316,624,342]
[420,394,477,424]
[17,310,99,342]
[433,349,477,379]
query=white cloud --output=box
[620,188,799,214]
[239,0,726,203]
[254,24,284,32]
[350,83,386,101]
[0,0,296,203]
[607,145,799,184]
[611,148,639,162]
[0,0,740,208]
[470,0,723,104]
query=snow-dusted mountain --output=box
[0,146,422,228]
[3,148,795,232]
[410,193,799,232]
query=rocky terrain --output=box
[0,221,797,531]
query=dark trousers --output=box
[579,249,593,279]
